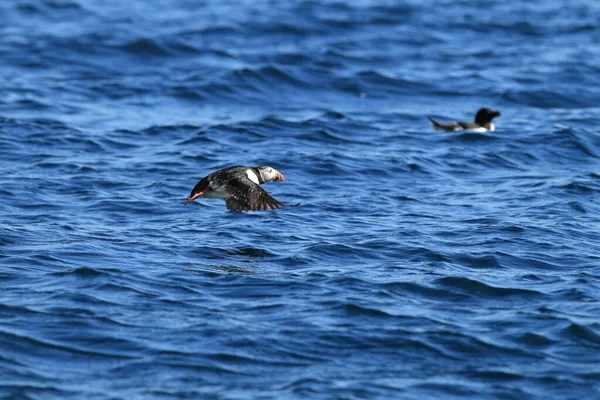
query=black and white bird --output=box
[184,165,293,212]
[428,108,501,132]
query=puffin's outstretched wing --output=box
[224,177,284,212]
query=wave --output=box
[3,1,600,398]
[333,70,434,97]
[502,88,593,109]
[434,276,544,298]
[561,323,600,345]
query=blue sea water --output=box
[1,0,600,398]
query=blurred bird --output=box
[428,108,501,132]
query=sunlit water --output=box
[1,1,600,398]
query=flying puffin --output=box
[428,108,501,132]
[184,165,294,211]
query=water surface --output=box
[1,0,600,399]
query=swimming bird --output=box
[428,108,501,132]
[184,165,292,211]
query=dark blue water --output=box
[2,1,600,398]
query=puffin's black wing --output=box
[456,122,480,130]
[224,177,284,212]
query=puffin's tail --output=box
[428,116,444,129]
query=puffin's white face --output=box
[258,166,285,183]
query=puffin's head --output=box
[475,108,501,125]
[257,166,285,183]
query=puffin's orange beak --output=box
[275,172,284,182]
[184,188,208,205]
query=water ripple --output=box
[2,0,600,398]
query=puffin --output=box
[428,108,501,132]
[184,165,294,211]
